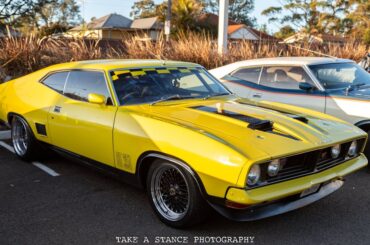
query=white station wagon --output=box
[211,57,370,157]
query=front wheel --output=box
[146,160,208,228]
[11,116,40,161]
[365,131,370,170]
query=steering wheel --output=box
[120,91,140,102]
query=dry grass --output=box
[0,32,368,81]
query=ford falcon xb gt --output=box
[0,60,367,227]
[210,57,370,158]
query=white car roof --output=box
[210,57,354,78]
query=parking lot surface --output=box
[1,131,370,245]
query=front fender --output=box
[113,109,254,198]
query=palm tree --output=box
[171,0,203,31]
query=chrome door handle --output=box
[54,106,62,113]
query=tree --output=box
[345,0,370,39]
[172,0,203,30]
[202,0,256,27]
[36,0,81,27]
[262,0,350,34]
[130,0,203,31]
[13,0,81,35]
[274,25,296,39]
[0,0,54,24]
[130,0,156,19]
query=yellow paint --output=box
[0,60,367,204]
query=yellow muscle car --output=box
[0,60,367,228]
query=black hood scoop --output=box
[236,101,309,124]
[191,106,274,131]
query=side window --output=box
[259,66,315,90]
[42,72,68,93]
[230,67,262,84]
[64,71,111,103]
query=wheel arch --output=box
[136,151,208,198]
[355,120,370,133]
[7,112,23,125]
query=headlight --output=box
[331,144,341,159]
[267,159,282,177]
[247,164,261,186]
[348,141,358,157]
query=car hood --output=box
[131,96,365,160]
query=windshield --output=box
[111,67,230,105]
[309,62,370,90]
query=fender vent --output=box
[35,123,47,136]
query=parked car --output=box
[211,57,370,158]
[0,60,367,227]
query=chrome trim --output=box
[12,117,29,156]
[150,163,190,221]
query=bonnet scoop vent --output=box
[191,106,274,132]
[247,120,273,131]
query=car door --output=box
[251,65,326,113]
[48,70,117,167]
[220,66,262,99]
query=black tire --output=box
[365,131,370,170]
[146,160,208,228]
[11,116,41,161]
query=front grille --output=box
[255,138,366,188]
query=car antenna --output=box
[283,44,338,59]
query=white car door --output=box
[250,65,326,113]
[219,66,262,99]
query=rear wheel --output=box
[146,160,208,228]
[11,116,40,161]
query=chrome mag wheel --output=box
[12,117,29,156]
[151,164,190,222]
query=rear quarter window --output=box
[230,67,262,83]
[42,72,68,93]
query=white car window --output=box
[230,67,262,83]
[259,66,314,90]
[309,63,370,90]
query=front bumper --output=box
[210,153,367,221]
[211,179,343,221]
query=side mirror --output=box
[299,82,314,91]
[88,93,106,105]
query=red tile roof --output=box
[228,24,279,41]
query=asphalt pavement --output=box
[1,130,370,245]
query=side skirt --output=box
[47,144,143,189]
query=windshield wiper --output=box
[346,83,366,94]
[150,94,195,105]
[203,92,231,100]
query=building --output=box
[67,14,162,40]
[197,13,277,41]
[130,17,163,41]
[228,24,278,41]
